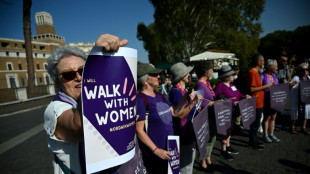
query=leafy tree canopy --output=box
[137,0,265,70]
[258,25,310,65]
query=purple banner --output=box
[192,107,210,159]
[214,99,232,136]
[82,47,137,173]
[239,97,256,130]
[300,81,310,104]
[117,138,147,174]
[270,83,289,112]
[167,136,180,174]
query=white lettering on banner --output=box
[95,106,136,126]
[84,84,121,99]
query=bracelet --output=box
[152,146,158,153]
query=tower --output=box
[32,11,65,46]
[35,12,55,35]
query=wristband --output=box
[152,146,158,153]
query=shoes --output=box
[220,151,234,161]
[301,128,310,135]
[263,135,272,143]
[290,127,297,134]
[199,164,215,173]
[227,146,239,155]
[269,134,280,143]
[248,144,264,150]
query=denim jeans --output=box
[249,108,263,146]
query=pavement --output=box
[0,97,309,174]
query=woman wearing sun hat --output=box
[214,65,250,161]
[169,62,202,174]
[136,63,191,174]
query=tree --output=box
[258,25,310,65]
[23,0,35,96]
[137,0,265,70]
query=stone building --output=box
[0,11,64,90]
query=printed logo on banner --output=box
[168,136,180,174]
[117,137,147,174]
[270,83,289,112]
[192,107,210,159]
[82,47,137,173]
[213,99,232,136]
[300,81,310,104]
[239,97,256,130]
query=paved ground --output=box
[192,109,310,174]
[0,97,309,174]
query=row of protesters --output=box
[261,59,281,143]
[44,34,128,174]
[194,63,217,172]
[290,63,310,135]
[135,64,193,174]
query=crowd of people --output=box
[43,34,309,174]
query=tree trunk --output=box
[23,0,35,97]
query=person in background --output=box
[160,71,168,95]
[44,34,128,174]
[246,54,271,150]
[194,63,216,172]
[276,55,291,83]
[261,59,280,143]
[290,63,310,135]
[169,62,202,174]
[215,65,249,160]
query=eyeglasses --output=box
[58,67,84,81]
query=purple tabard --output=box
[192,107,210,159]
[214,99,232,136]
[239,97,256,130]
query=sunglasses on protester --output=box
[148,73,159,77]
[58,67,84,81]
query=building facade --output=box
[0,11,64,89]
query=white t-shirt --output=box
[44,101,82,174]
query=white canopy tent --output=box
[190,51,238,62]
[189,51,239,78]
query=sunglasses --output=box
[148,73,159,77]
[58,67,84,81]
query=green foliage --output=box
[137,0,265,69]
[208,78,221,87]
[258,25,310,64]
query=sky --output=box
[0,0,309,63]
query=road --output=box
[0,98,53,174]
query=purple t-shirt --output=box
[195,81,215,108]
[136,92,173,156]
[214,82,244,105]
[261,72,279,103]
[169,86,196,143]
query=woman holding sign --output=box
[136,63,192,174]
[194,63,217,172]
[261,59,281,143]
[169,62,203,174]
[290,63,310,135]
[44,34,128,174]
[214,65,247,160]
